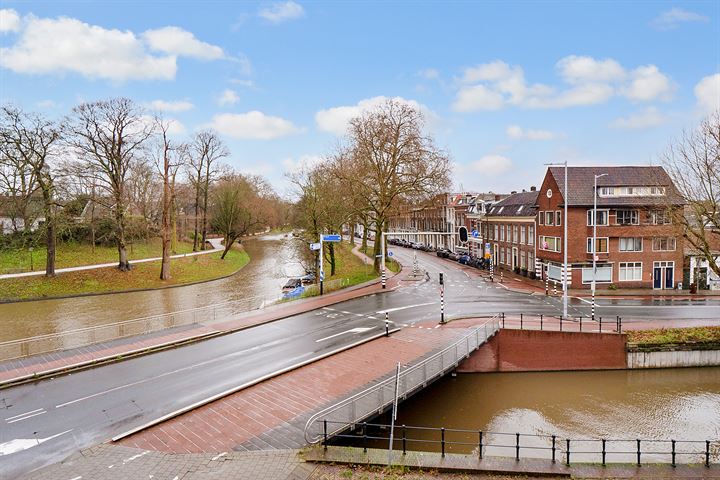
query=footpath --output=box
[0,243,399,387]
[0,238,224,280]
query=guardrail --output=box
[498,312,623,333]
[304,318,500,444]
[320,421,718,466]
[0,293,279,362]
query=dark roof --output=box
[548,166,684,207]
[486,190,539,217]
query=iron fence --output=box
[497,312,623,333]
[319,420,718,466]
[304,318,501,444]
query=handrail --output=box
[304,316,500,444]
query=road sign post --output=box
[318,234,341,295]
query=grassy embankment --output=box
[358,245,402,273]
[0,238,194,274]
[626,326,720,346]
[0,246,249,302]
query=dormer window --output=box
[598,186,665,197]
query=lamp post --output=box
[545,161,569,320]
[592,173,608,321]
[28,246,34,272]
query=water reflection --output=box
[0,233,307,341]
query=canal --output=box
[0,233,308,341]
[347,367,720,463]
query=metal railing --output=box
[304,318,500,444]
[497,312,623,333]
[0,293,280,362]
[320,421,718,466]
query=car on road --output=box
[299,272,315,284]
[458,255,471,265]
[436,248,451,258]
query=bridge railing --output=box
[497,312,623,333]
[319,421,718,466]
[304,317,500,444]
[0,293,279,362]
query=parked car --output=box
[282,278,302,291]
[299,272,315,284]
[458,255,471,265]
[436,248,450,258]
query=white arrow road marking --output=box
[376,302,436,314]
[0,429,72,455]
[316,326,376,343]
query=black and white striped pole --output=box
[439,272,445,324]
[490,258,494,283]
[545,275,549,296]
[385,311,389,337]
[591,288,596,322]
[381,232,387,289]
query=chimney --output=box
[511,190,517,194]
[530,186,537,191]
[522,189,526,193]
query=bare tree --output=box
[337,99,452,271]
[0,117,40,235]
[0,106,61,275]
[661,110,720,277]
[211,174,267,259]
[65,98,154,271]
[153,119,186,280]
[188,130,228,251]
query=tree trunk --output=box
[220,234,236,260]
[372,219,383,272]
[329,243,336,276]
[192,178,201,252]
[201,170,210,251]
[159,160,171,280]
[39,182,56,277]
[361,221,368,252]
[115,199,131,271]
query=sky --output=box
[1,1,719,197]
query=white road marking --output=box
[4,408,43,421]
[316,327,376,343]
[434,325,441,329]
[123,451,149,463]
[376,302,436,314]
[0,429,72,456]
[6,409,46,423]
[68,476,82,480]
[211,452,227,461]
[573,296,592,305]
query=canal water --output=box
[352,367,720,463]
[0,233,308,341]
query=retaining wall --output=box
[457,329,628,373]
[627,349,720,368]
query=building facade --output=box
[534,166,684,290]
[482,189,538,276]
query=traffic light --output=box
[459,226,468,243]
[439,272,444,285]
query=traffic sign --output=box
[471,229,479,238]
[323,234,341,242]
[310,242,321,251]
[388,251,393,257]
[320,270,325,281]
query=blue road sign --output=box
[388,251,393,256]
[323,234,341,242]
[472,229,479,238]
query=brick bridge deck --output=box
[117,320,476,454]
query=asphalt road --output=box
[2,246,718,479]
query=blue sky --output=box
[1,1,718,196]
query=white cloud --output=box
[652,7,709,30]
[418,68,439,80]
[0,13,224,81]
[148,99,194,112]
[315,96,432,136]
[557,55,625,84]
[622,65,673,101]
[506,125,563,140]
[610,107,667,129]
[258,1,305,23]
[208,111,301,139]
[281,154,323,173]
[218,89,240,106]
[458,154,513,175]
[452,85,505,111]
[453,56,673,112]
[694,73,720,114]
[0,8,20,32]
[36,99,58,109]
[142,26,224,60]
[165,118,186,135]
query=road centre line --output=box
[376,302,436,314]
[6,409,46,424]
[5,408,43,421]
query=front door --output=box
[512,247,518,270]
[653,266,662,289]
[665,265,674,289]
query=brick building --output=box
[534,166,684,290]
[482,189,538,275]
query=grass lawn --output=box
[358,245,402,273]
[627,326,720,345]
[0,238,195,274]
[0,247,249,302]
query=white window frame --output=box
[555,210,561,226]
[528,225,534,246]
[581,265,613,284]
[545,211,554,226]
[652,237,676,252]
[650,210,672,225]
[520,226,526,245]
[619,237,643,252]
[587,209,609,226]
[586,237,609,254]
[538,211,544,226]
[619,262,643,282]
[513,225,518,244]
[616,209,639,225]
[539,235,561,253]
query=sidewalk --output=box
[0,238,224,280]
[0,255,409,387]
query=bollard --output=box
[636,439,641,466]
[706,440,710,467]
[520,313,523,330]
[502,312,505,328]
[619,317,622,334]
[479,431,484,459]
[551,435,556,463]
[440,288,445,324]
[402,425,406,455]
[323,420,328,450]
[579,316,582,332]
[363,422,368,453]
[560,315,563,332]
[516,433,520,461]
[500,270,504,283]
[599,316,602,333]
[540,314,543,330]
[566,439,570,466]
[671,439,676,467]
[385,312,389,337]
[602,439,606,466]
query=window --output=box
[540,236,561,253]
[619,262,642,281]
[528,252,534,270]
[616,209,639,225]
[619,237,643,252]
[528,225,534,246]
[555,211,561,226]
[587,209,609,226]
[650,210,672,225]
[653,237,676,251]
[538,211,544,225]
[545,211,554,226]
[513,226,518,244]
[598,186,665,197]
[520,226,526,244]
[520,251,526,269]
[500,248,505,264]
[500,225,505,242]
[586,237,609,254]
[494,225,498,240]
[581,265,613,284]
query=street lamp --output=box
[545,161,569,320]
[592,173,608,321]
[28,246,34,272]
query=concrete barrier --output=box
[627,349,720,369]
